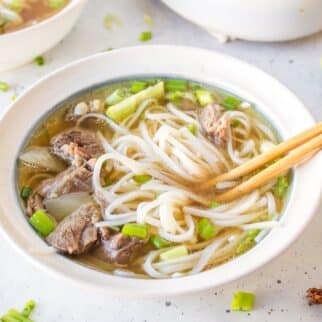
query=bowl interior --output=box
[0,46,321,296]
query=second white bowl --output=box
[0,0,87,71]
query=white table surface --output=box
[0,0,322,321]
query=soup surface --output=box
[0,0,69,34]
[17,78,290,279]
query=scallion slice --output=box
[197,218,216,240]
[122,223,149,239]
[195,90,213,106]
[150,235,171,249]
[29,210,56,237]
[221,96,241,110]
[131,81,147,93]
[165,79,187,92]
[21,187,32,200]
[133,174,152,184]
[231,291,255,311]
[139,31,152,42]
[159,245,188,261]
[0,81,9,92]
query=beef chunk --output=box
[93,232,147,267]
[199,103,229,147]
[26,193,44,217]
[37,166,92,199]
[307,288,322,305]
[51,128,104,166]
[46,203,102,255]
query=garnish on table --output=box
[1,299,36,322]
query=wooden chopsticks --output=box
[202,122,322,202]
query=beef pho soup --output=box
[0,0,69,34]
[17,78,289,279]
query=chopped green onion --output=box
[29,210,56,237]
[187,123,197,136]
[139,31,152,42]
[103,14,120,29]
[105,88,128,106]
[197,218,216,240]
[133,174,152,184]
[273,176,289,198]
[209,201,219,208]
[11,95,17,101]
[122,223,148,239]
[236,229,260,255]
[143,13,153,27]
[231,120,241,127]
[160,245,188,261]
[21,187,32,200]
[48,0,66,8]
[231,291,255,311]
[131,81,148,93]
[221,96,241,110]
[165,91,184,102]
[195,90,213,107]
[21,300,36,318]
[0,81,9,92]
[150,235,172,249]
[8,0,23,12]
[3,309,33,322]
[34,56,45,66]
[165,79,187,92]
[106,81,164,123]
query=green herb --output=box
[139,31,152,42]
[106,82,164,123]
[187,123,197,136]
[48,0,66,8]
[133,174,152,184]
[197,218,216,240]
[131,81,148,93]
[165,79,187,92]
[221,96,241,110]
[231,291,255,311]
[273,176,289,198]
[150,235,172,249]
[0,81,9,92]
[29,210,56,237]
[21,187,32,200]
[236,229,260,255]
[21,300,36,318]
[209,201,219,208]
[159,245,188,261]
[231,120,241,127]
[1,300,36,322]
[34,56,45,66]
[195,90,213,106]
[122,223,149,239]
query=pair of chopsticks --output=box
[201,122,322,202]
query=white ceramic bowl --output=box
[0,46,321,297]
[161,0,322,42]
[0,0,87,71]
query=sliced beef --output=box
[37,166,93,199]
[46,203,102,255]
[51,128,104,166]
[307,288,322,305]
[93,232,147,267]
[199,103,229,147]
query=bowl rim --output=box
[0,0,85,40]
[0,45,321,297]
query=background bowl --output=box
[0,46,321,297]
[161,0,322,42]
[0,0,87,71]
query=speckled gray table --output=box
[0,0,321,321]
